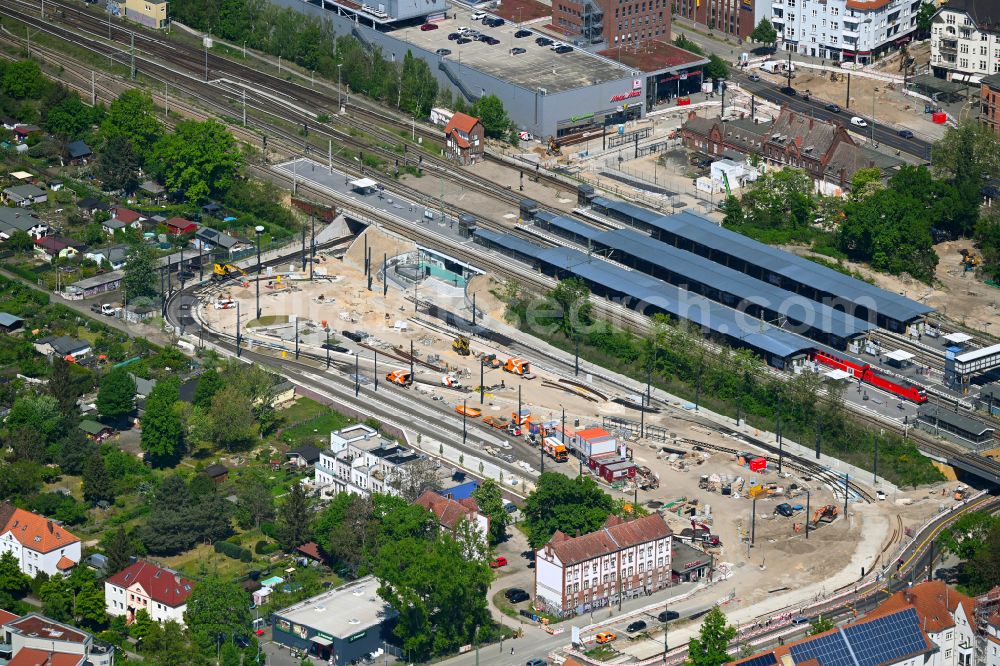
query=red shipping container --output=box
[749,457,767,472]
[932,112,947,124]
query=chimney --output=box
[174,574,181,584]
[47,520,53,533]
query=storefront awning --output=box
[311,635,333,647]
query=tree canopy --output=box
[522,473,615,548]
[97,367,136,419]
[750,19,778,46]
[140,377,184,466]
[147,119,243,202]
[123,242,158,302]
[472,479,510,545]
[686,606,736,666]
[470,95,510,139]
[140,475,233,554]
[101,89,164,159]
[183,576,252,648]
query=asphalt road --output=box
[737,74,933,160]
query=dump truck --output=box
[542,437,569,462]
[452,336,471,356]
[455,404,482,418]
[386,370,412,387]
[483,415,510,429]
[503,357,536,378]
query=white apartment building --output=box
[869,581,978,666]
[930,0,1000,82]
[104,561,194,625]
[314,424,423,498]
[987,612,1000,666]
[0,504,80,577]
[773,0,921,63]
[2,613,115,666]
[534,513,673,617]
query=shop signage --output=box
[348,631,367,643]
[610,90,642,102]
[317,632,335,641]
[632,78,642,89]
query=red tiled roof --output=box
[444,112,480,136]
[0,608,20,626]
[452,135,471,149]
[56,556,75,571]
[990,612,1000,628]
[8,648,84,666]
[415,489,481,530]
[106,561,194,608]
[114,208,142,223]
[164,217,196,231]
[543,513,672,565]
[34,237,72,252]
[297,542,323,561]
[0,504,80,554]
[866,580,976,633]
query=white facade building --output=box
[986,612,1000,666]
[2,612,114,666]
[104,561,194,625]
[773,0,921,63]
[930,0,1000,83]
[0,504,80,577]
[314,424,423,498]
[534,513,673,616]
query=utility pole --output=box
[91,71,96,105]
[462,399,468,446]
[204,38,209,82]
[374,349,378,392]
[776,400,783,474]
[130,32,135,80]
[242,88,247,127]
[355,354,360,397]
[751,496,757,546]
[843,473,850,514]
[164,83,168,117]
[309,214,315,281]
[480,362,484,404]
[236,301,242,358]
[294,317,300,359]
[805,490,811,540]
[328,139,333,174]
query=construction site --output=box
[196,224,959,616]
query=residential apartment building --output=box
[1,613,114,666]
[415,490,489,540]
[534,513,673,616]
[981,74,1000,133]
[105,561,194,625]
[0,503,80,576]
[118,0,169,29]
[867,581,977,666]
[773,0,921,63]
[987,612,1000,666]
[931,0,1000,82]
[673,0,764,41]
[314,424,423,498]
[552,0,671,46]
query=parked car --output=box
[850,116,868,127]
[554,45,572,53]
[457,37,472,44]
[515,29,532,37]
[490,556,508,568]
[471,10,486,19]
[420,22,438,30]
[658,610,680,623]
[898,129,914,138]
[775,503,794,517]
[825,103,841,113]
[747,72,760,81]
[595,632,617,644]
[435,48,451,55]
[485,17,505,26]
[505,588,530,603]
[525,660,547,666]
[780,86,797,96]
[448,32,461,40]
[626,620,647,633]
[321,343,350,353]
[535,36,553,46]
[792,616,811,625]
[485,36,500,45]
[510,47,526,55]
[505,587,527,600]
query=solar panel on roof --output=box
[790,629,854,666]
[843,608,926,666]
[739,653,778,666]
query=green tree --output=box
[915,2,936,34]
[183,576,252,648]
[5,230,34,253]
[0,551,31,598]
[140,377,184,466]
[96,134,141,193]
[686,606,736,666]
[326,494,374,576]
[101,89,164,159]
[522,473,615,548]
[82,451,114,505]
[147,119,243,202]
[7,393,63,441]
[73,576,109,629]
[39,575,74,622]
[97,367,136,419]
[849,166,882,201]
[209,385,258,450]
[470,95,510,140]
[750,19,778,46]
[706,54,730,81]
[193,368,224,408]
[673,33,705,55]
[399,50,438,118]
[375,531,492,660]
[471,479,510,545]
[810,616,835,635]
[44,92,104,139]
[976,208,1000,280]
[130,608,155,641]
[123,242,158,302]
[546,277,592,337]
[938,511,998,560]
[276,483,312,550]
[727,168,815,231]
[140,475,233,554]
[969,521,1000,592]
[235,468,275,530]
[2,60,48,99]
[220,641,242,666]
[49,357,85,418]
[104,526,133,576]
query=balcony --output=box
[772,0,784,6]
[842,27,859,37]
[939,39,958,52]
[772,14,785,23]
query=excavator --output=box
[452,336,471,356]
[811,505,839,526]
[546,135,562,156]
[480,353,502,369]
[959,249,980,272]
[213,263,246,281]
[386,370,413,387]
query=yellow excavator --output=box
[959,249,979,272]
[213,263,246,281]
[452,336,470,356]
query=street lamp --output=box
[255,225,264,319]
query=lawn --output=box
[247,315,289,328]
[277,396,333,426]
[159,542,257,580]
[280,412,352,447]
[584,644,619,661]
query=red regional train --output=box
[812,349,928,404]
